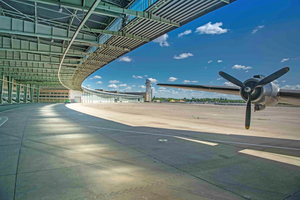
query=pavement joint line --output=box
[15,155,149,176]
[0,173,16,177]
[0,116,8,126]
[0,104,35,114]
[13,116,29,200]
[0,143,21,147]
[284,190,300,199]
[86,125,219,146]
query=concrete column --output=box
[0,74,3,105]
[30,84,34,103]
[16,84,20,103]
[7,76,12,104]
[23,84,27,103]
[36,86,40,103]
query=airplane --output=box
[157,67,300,129]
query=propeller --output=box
[219,67,290,129]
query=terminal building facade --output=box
[1,78,152,104]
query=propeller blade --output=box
[219,71,244,88]
[245,93,251,129]
[254,67,290,88]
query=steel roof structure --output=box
[0,0,236,91]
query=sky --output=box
[83,0,300,99]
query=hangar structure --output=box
[0,0,236,104]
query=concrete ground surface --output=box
[0,103,299,200]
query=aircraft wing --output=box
[278,89,300,105]
[156,84,240,95]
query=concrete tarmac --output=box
[0,103,299,200]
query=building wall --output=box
[69,90,82,103]
[34,89,69,103]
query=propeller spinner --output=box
[219,67,290,129]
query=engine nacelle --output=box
[240,78,280,110]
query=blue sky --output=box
[83,0,300,99]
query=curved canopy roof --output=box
[0,0,236,90]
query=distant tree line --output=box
[152,96,246,103]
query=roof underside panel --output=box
[0,0,236,89]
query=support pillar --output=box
[0,74,3,105]
[23,84,27,103]
[36,85,40,103]
[30,84,34,103]
[7,76,12,104]
[16,84,20,103]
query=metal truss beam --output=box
[1,71,73,76]
[219,0,230,4]
[17,81,60,85]
[25,0,180,27]
[97,4,180,27]
[11,76,59,80]
[7,0,108,26]
[0,48,91,57]
[0,65,75,71]
[26,0,123,18]
[81,28,149,41]
[58,0,102,90]
[0,16,99,46]
[0,59,81,67]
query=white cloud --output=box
[252,25,265,34]
[133,75,143,79]
[174,53,193,60]
[204,67,207,69]
[108,84,118,89]
[132,85,136,87]
[168,77,177,82]
[282,80,286,83]
[218,60,223,63]
[90,75,102,79]
[159,87,166,90]
[124,87,132,91]
[158,89,170,93]
[178,30,192,37]
[223,82,235,86]
[208,60,213,63]
[172,90,178,94]
[153,34,169,47]
[195,22,228,35]
[217,78,223,80]
[183,80,190,84]
[232,64,252,70]
[109,80,120,83]
[87,85,91,87]
[148,78,157,83]
[245,70,249,73]
[281,58,289,63]
[118,84,127,87]
[191,81,198,83]
[139,85,146,89]
[119,56,132,62]
[144,75,148,77]
[96,81,102,84]
[282,85,300,89]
